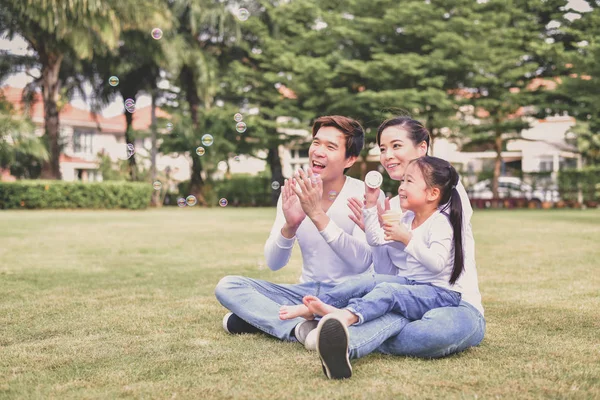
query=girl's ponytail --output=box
[448,170,464,285]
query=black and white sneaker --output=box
[316,314,352,380]
[222,312,261,334]
[294,320,319,346]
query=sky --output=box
[0,0,593,117]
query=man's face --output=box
[308,126,356,182]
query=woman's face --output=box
[379,126,427,181]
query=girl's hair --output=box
[408,156,464,284]
[376,116,430,152]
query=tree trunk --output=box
[122,90,138,181]
[267,144,283,206]
[181,65,207,206]
[492,132,503,198]
[39,52,63,180]
[150,90,161,207]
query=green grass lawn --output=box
[1,208,599,399]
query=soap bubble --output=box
[236,122,247,133]
[126,143,135,159]
[177,198,186,207]
[166,122,173,132]
[124,98,135,107]
[234,155,240,162]
[219,198,228,207]
[196,147,205,156]
[153,181,162,190]
[186,195,197,207]
[201,134,214,146]
[234,113,243,122]
[237,8,250,21]
[108,76,119,87]
[151,28,163,40]
[271,181,280,190]
[328,190,337,201]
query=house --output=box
[0,86,191,183]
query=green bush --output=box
[558,167,600,202]
[0,180,153,210]
[213,175,273,207]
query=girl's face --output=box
[398,163,434,212]
[379,126,427,181]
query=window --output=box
[73,131,93,154]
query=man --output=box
[215,115,382,343]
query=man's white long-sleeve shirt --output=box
[264,176,376,285]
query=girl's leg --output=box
[279,274,409,320]
[346,282,461,324]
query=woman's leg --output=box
[377,300,486,358]
[345,282,462,324]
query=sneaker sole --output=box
[316,315,352,380]
[222,312,233,334]
[295,319,319,345]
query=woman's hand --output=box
[364,182,380,208]
[347,197,365,231]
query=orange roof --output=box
[1,86,170,135]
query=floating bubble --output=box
[166,122,173,132]
[124,98,135,107]
[186,195,197,207]
[237,8,250,21]
[219,198,228,207]
[125,106,135,114]
[328,190,337,201]
[234,155,240,162]
[108,76,119,87]
[311,173,321,185]
[234,113,243,122]
[236,122,247,133]
[126,143,135,159]
[196,146,205,156]
[271,181,280,190]
[177,198,187,207]
[151,28,163,40]
[201,134,214,146]
[153,181,162,191]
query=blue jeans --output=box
[315,274,485,359]
[214,275,335,341]
[215,275,486,359]
[318,275,460,324]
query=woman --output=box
[311,116,485,379]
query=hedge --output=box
[0,180,153,210]
[558,166,600,202]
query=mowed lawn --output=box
[1,208,599,400]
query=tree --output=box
[0,0,169,179]
[458,0,569,197]
[0,92,48,178]
[161,0,241,205]
[539,3,600,165]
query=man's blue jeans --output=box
[215,275,336,340]
[215,274,485,359]
[317,275,461,324]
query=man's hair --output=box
[311,115,365,158]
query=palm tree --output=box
[164,0,240,205]
[0,0,170,179]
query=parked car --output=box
[467,176,560,202]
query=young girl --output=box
[279,156,465,328]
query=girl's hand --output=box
[383,222,412,245]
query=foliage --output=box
[558,166,600,202]
[0,180,152,209]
